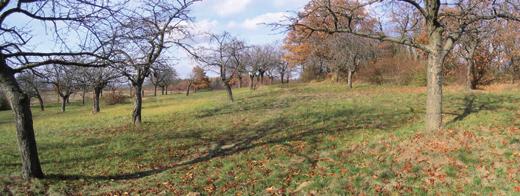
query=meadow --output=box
[1,83,520,195]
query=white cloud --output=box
[214,0,252,16]
[241,12,290,30]
[226,21,238,29]
[190,19,219,34]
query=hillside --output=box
[1,83,520,195]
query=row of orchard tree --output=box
[0,0,291,180]
[13,62,178,113]
[0,0,201,179]
[282,0,520,132]
[192,32,292,101]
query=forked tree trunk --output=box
[133,84,143,127]
[426,49,444,131]
[0,65,44,179]
[224,82,234,102]
[93,87,102,113]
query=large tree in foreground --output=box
[288,0,520,131]
[0,0,119,179]
[111,0,198,127]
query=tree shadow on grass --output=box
[446,94,513,124]
[44,104,415,182]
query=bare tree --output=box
[17,71,46,111]
[43,65,79,112]
[245,46,263,90]
[0,0,122,179]
[287,0,520,131]
[195,32,246,102]
[83,66,120,113]
[150,62,177,96]
[275,55,290,84]
[458,27,496,90]
[329,34,375,88]
[159,67,177,95]
[111,0,198,127]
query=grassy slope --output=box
[1,83,520,195]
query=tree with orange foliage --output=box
[496,21,520,83]
[192,66,211,91]
[455,21,499,90]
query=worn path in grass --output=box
[1,83,520,195]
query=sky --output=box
[4,0,309,78]
[176,0,309,77]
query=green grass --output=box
[1,83,520,195]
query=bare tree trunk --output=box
[60,95,68,112]
[466,62,477,91]
[238,76,243,88]
[0,66,44,179]
[81,87,86,105]
[280,73,285,84]
[347,70,353,89]
[426,50,444,131]
[35,93,44,112]
[186,81,192,96]
[224,82,234,102]
[153,85,158,96]
[249,75,255,90]
[93,87,102,113]
[165,86,168,95]
[133,84,143,127]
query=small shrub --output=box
[103,91,128,105]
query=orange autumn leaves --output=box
[283,0,373,69]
